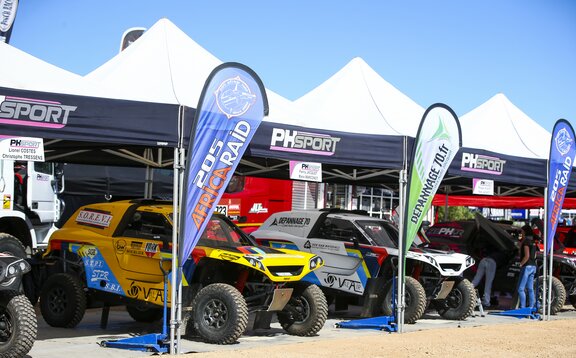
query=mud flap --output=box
[361,277,386,317]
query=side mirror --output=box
[350,236,359,249]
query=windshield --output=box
[197,215,253,248]
[356,220,399,248]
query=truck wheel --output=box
[436,278,475,320]
[0,291,37,358]
[538,276,566,315]
[277,283,328,336]
[0,234,27,292]
[126,304,164,323]
[191,283,248,344]
[380,276,426,324]
[40,273,86,328]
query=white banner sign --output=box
[473,178,494,195]
[290,161,322,182]
[0,137,45,161]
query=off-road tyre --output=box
[190,283,248,344]
[126,304,164,323]
[538,276,566,315]
[436,278,475,320]
[0,234,27,292]
[40,273,86,328]
[277,283,328,336]
[380,276,426,324]
[0,291,37,358]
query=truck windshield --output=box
[356,220,399,248]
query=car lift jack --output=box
[335,276,398,332]
[489,307,541,320]
[99,260,171,353]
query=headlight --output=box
[466,256,475,267]
[4,258,30,279]
[245,257,265,271]
[566,258,576,270]
[309,255,324,270]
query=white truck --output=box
[252,209,477,322]
[0,159,63,259]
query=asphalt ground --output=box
[27,299,576,358]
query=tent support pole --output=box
[542,187,548,320]
[176,147,186,353]
[397,136,408,333]
[170,147,180,354]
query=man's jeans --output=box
[472,257,497,306]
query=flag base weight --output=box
[488,307,540,320]
[336,315,397,332]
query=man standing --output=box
[472,248,508,308]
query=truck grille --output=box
[268,265,304,277]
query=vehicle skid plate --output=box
[434,280,455,299]
[267,288,293,311]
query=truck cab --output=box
[0,159,63,252]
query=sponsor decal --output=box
[144,242,159,258]
[90,269,110,283]
[555,128,572,155]
[127,282,165,303]
[324,274,363,294]
[289,161,322,182]
[115,239,126,253]
[410,142,450,225]
[76,209,113,229]
[191,122,250,229]
[215,76,256,119]
[215,205,228,216]
[546,120,576,255]
[270,128,340,156]
[180,63,266,267]
[270,216,311,227]
[0,95,77,128]
[78,246,98,259]
[218,252,240,261]
[404,104,461,255]
[2,194,10,209]
[308,241,341,252]
[126,241,144,256]
[248,203,268,214]
[0,137,44,161]
[427,226,465,238]
[461,152,506,175]
[0,0,17,38]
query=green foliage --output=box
[436,206,475,221]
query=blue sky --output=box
[8,0,576,132]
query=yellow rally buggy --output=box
[35,199,327,344]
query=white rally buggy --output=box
[252,209,476,323]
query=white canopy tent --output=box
[294,57,424,136]
[460,93,551,160]
[86,18,305,127]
